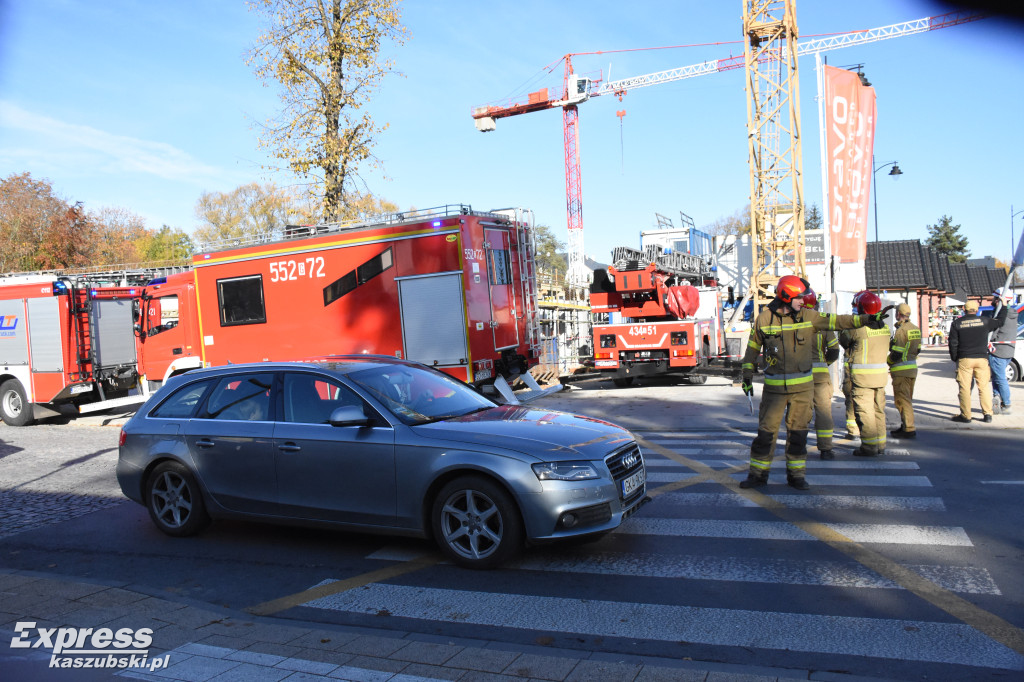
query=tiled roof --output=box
[865,240,927,290]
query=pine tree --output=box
[925,215,970,263]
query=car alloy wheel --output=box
[146,461,210,537]
[433,476,523,569]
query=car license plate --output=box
[620,468,645,497]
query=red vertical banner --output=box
[825,66,877,263]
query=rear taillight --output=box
[118,429,127,447]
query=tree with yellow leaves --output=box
[247,0,406,222]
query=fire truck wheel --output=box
[431,475,524,569]
[145,461,211,537]
[612,377,634,388]
[0,379,33,427]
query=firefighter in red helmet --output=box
[847,290,892,457]
[740,276,890,489]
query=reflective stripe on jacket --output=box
[889,321,921,377]
[741,303,867,394]
[850,326,892,388]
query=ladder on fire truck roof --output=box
[611,246,711,284]
[0,260,191,287]
[200,204,520,252]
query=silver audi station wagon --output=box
[116,357,648,569]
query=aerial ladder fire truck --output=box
[590,246,725,386]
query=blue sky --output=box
[2,1,1022,266]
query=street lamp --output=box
[1012,205,1024,262]
[872,157,903,243]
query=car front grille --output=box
[606,443,645,506]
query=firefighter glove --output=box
[741,380,753,396]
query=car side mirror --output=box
[328,405,372,427]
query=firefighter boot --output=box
[819,449,835,460]
[739,473,769,489]
[787,475,810,490]
[852,446,879,457]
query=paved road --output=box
[1,347,1022,681]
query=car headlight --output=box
[532,461,600,481]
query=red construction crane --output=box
[470,11,984,286]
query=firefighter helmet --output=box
[853,290,882,315]
[774,275,806,304]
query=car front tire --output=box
[432,476,523,569]
[146,461,210,537]
[0,379,33,426]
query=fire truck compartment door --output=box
[484,228,520,351]
[27,297,62,372]
[397,273,468,367]
[93,298,137,369]
[0,299,29,366]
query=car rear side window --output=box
[283,373,361,424]
[201,373,275,421]
[150,380,212,419]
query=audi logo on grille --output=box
[621,452,639,469]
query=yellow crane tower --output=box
[743,0,805,312]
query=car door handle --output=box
[278,443,301,452]
[195,438,215,448]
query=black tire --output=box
[145,461,210,537]
[685,374,708,385]
[0,379,33,426]
[612,377,634,388]
[432,475,523,569]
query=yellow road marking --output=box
[637,435,1024,656]
[245,552,441,616]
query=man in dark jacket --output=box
[988,288,1018,415]
[948,299,1008,423]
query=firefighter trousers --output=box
[842,367,859,437]
[812,377,834,452]
[891,374,916,432]
[749,389,812,480]
[956,357,993,419]
[852,385,887,455]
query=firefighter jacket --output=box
[888,320,921,377]
[849,326,893,388]
[989,305,1019,360]
[949,307,1007,360]
[812,330,840,383]
[741,301,870,394]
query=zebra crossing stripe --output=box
[646,459,921,470]
[650,492,946,511]
[304,583,1024,670]
[618,518,973,545]
[512,550,999,594]
[645,472,933,486]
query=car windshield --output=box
[346,365,497,425]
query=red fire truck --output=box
[590,246,725,386]
[132,205,551,400]
[0,276,146,425]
